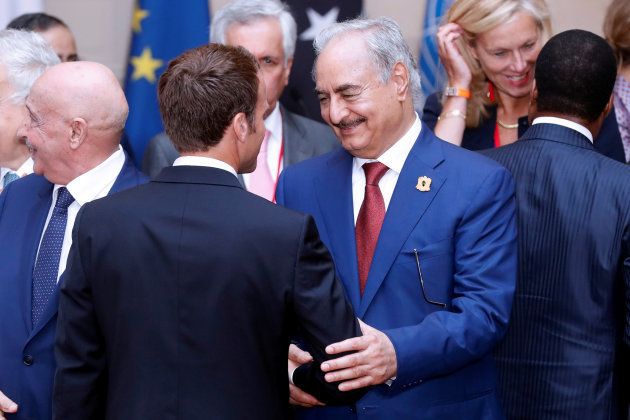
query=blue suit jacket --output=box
[483,123,630,419]
[277,124,517,419]
[0,156,147,420]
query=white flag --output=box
[0,0,44,29]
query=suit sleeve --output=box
[385,166,517,388]
[624,217,630,347]
[53,205,107,420]
[290,215,369,404]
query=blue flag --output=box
[419,0,453,101]
[124,0,210,167]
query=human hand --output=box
[437,23,472,88]
[321,320,397,391]
[0,390,17,419]
[288,344,325,407]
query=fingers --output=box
[288,383,325,407]
[288,343,313,364]
[0,391,17,416]
[325,336,369,356]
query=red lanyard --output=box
[270,135,284,203]
[493,122,501,148]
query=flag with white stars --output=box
[281,0,361,122]
[123,0,210,167]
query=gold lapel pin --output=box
[416,176,431,192]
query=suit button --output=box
[23,355,34,366]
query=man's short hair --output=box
[158,43,259,153]
[0,29,59,103]
[6,12,69,32]
[211,0,297,65]
[535,29,617,122]
[313,17,422,107]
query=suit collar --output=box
[520,122,595,151]
[281,105,313,166]
[154,165,243,189]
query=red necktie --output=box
[355,162,389,295]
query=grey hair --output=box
[211,0,297,65]
[313,17,422,107]
[0,29,60,104]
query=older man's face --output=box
[314,33,406,159]
[225,17,291,117]
[18,79,70,184]
[0,65,29,168]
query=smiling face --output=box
[471,11,543,101]
[0,65,29,169]
[314,33,409,159]
[225,17,291,117]
[17,77,73,184]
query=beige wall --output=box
[44,0,612,82]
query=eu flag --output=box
[124,0,210,167]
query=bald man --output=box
[0,61,147,420]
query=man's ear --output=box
[69,118,87,150]
[391,62,410,101]
[603,93,614,117]
[232,112,249,143]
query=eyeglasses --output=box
[413,249,447,308]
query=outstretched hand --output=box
[288,344,325,407]
[0,390,17,419]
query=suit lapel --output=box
[28,155,148,339]
[313,150,361,309]
[21,180,54,333]
[358,127,446,316]
[281,107,313,166]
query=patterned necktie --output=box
[2,171,19,188]
[355,162,389,295]
[248,130,275,201]
[32,187,75,326]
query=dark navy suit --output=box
[277,124,517,419]
[0,156,147,420]
[422,92,627,163]
[483,123,630,419]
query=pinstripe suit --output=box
[483,122,630,419]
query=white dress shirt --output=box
[173,155,238,177]
[241,102,284,188]
[37,146,125,282]
[532,116,594,143]
[0,157,34,191]
[352,114,422,223]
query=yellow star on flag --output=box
[130,47,163,83]
[132,6,149,33]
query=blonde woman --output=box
[422,0,626,162]
[604,0,630,163]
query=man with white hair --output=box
[0,29,58,192]
[277,17,517,419]
[142,0,337,203]
[0,61,147,420]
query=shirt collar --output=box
[60,146,125,206]
[16,157,34,177]
[532,116,593,143]
[173,155,238,178]
[354,113,422,173]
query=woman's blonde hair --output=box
[603,0,630,69]
[443,0,551,127]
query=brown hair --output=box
[158,43,259,153]
[604,0,630,68]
